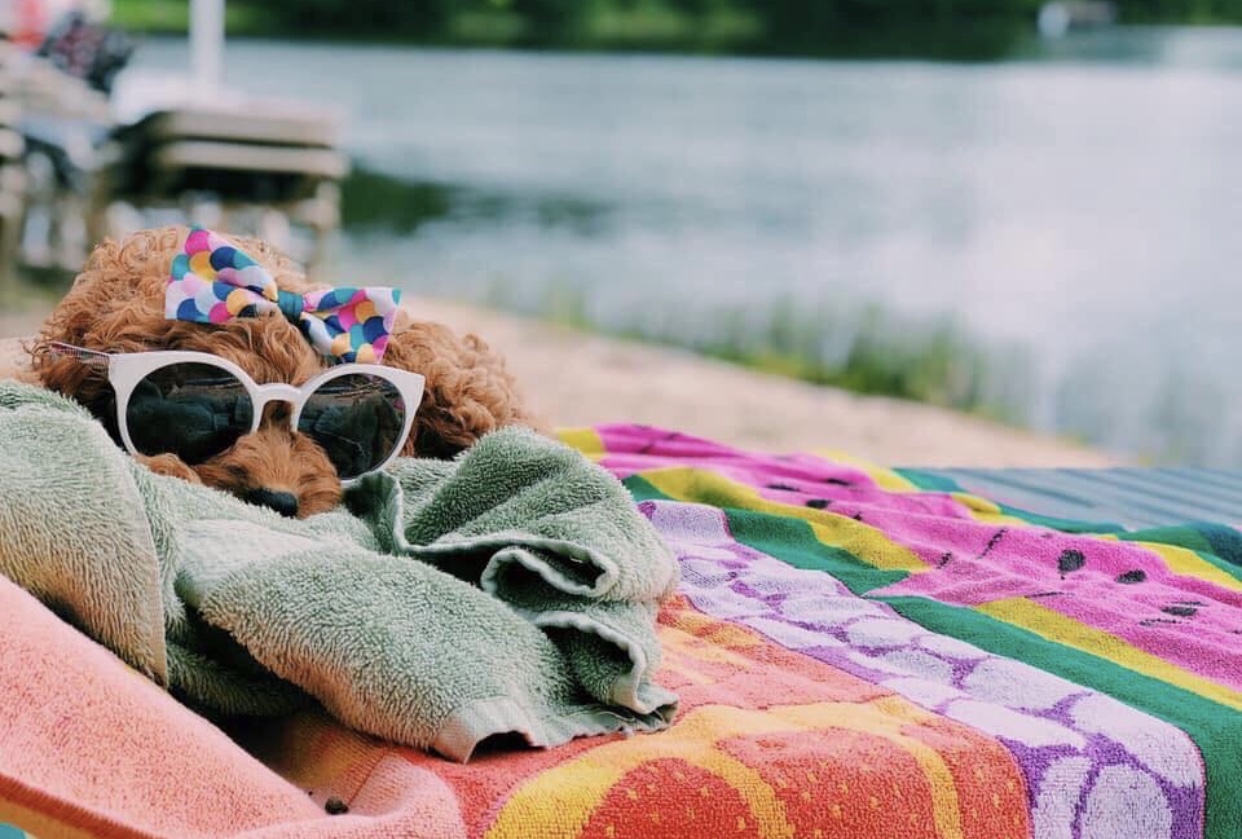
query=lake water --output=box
[114,29,1242,465]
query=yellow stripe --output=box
[642,467,926,573]
[557,427,606,460]
[568,431,1236,590]
[944,492,1032,527]
[1091,535,1242,592]
[486,700,974,839]
[976,598,1242,711]
[576,432,1026,528]
[814,466,1241,587]
[484,705,798,839]
[946,494,1242,572]
[784,449,1030,529]
[811,449,921,492]
[810,463,1241,589]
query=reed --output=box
[513,280,1034,425]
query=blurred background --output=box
[0,0,1239,465]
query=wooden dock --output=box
[89,99,349,277]
[0,33,349,292]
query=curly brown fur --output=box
[30,225,542,517]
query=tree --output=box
[269,0,456,37]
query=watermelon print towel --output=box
[568,423,1240,839]
[3,422,1240,838]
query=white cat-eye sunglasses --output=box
[49,342,425,484]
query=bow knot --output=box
[276,289,306,322]
[165,227,401,364]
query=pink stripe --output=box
[598,422,1242,690]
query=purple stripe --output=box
[641,498,1205,839]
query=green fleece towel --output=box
[0,381,678,760]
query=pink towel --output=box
[0,576,465,838]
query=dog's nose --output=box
[245,488,300,518]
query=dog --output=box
[30,225,541,518]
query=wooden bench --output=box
[88,100,349,279]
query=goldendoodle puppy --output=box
[30,225,541,517]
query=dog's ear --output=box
[381,316,542,459]
[28,227,212,439]
[30,228,180,356]
[27,230,176,419]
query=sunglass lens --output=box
[126,363,254,463]
[299,373,407,479]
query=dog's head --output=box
[31,226,539,517]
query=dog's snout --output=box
[245,488,300,518]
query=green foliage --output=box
[269,0,453,36]
[112,0,1242,56]
[340,168,456,233]
[111,0,279,35]
[1116,0,1240,23]
[110,0,1049,59]
[341,166,612,239]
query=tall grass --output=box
[493,280,1034,424]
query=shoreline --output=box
[1,296,1120,467]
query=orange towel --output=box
[3,576,1029,837]
[239,595,1032,839]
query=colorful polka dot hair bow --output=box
[165,227,402,364]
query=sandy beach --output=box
[0,297,1119,468]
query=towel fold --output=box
[0,381,677,761]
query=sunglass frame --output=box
[49,342,426,485]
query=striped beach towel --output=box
[2,423,1239,838]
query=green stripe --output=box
[726,507,909,593]
[623,474,668,504]
[895,471,1242,582]
[1123,525,1218,555]
[879,595,1241,839]
[625,471,1240,837]
[1186,523,1242,569]
[895,468,1127,534]
[626,474,909,592]
[1121,526,1242,584]
[890,467,963,494]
